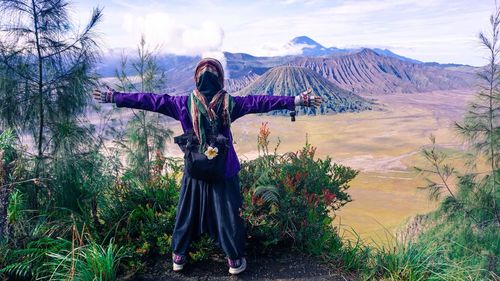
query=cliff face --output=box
[289,49,476,95]
[396,214,430,243]
[236,66,371,115]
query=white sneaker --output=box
[172,253,186,272]
[228,257,247,275]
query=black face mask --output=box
[196,71,222,102]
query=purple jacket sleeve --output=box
[231,95,295,120]
[113,92,186,120]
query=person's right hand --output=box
[93,85,115,103]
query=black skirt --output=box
[171,173,246,259]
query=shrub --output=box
[240,123,357,257]
[100,157,182,270]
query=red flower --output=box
[322,189,337,205]
[257,122,271,150]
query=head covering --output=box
[194,58,225,100]
[189,58,233,152]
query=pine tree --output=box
[111,36,173,180]
[456,4,500,223]
[0,0,102,207]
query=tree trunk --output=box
[0,155,10,242]
[32,0,43,210]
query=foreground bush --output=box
[240,123,357,256]
[101,156,183,272]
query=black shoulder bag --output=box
[174,103,229,182]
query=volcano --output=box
[236,66,371,115]
[289,49,476,94]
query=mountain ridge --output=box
[288,48,476,94]
[287,36,422,63]
[96,36,477,97]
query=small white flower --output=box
[204,146,219,160]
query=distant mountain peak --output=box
[290,36,324,48]
[286,36,422,63]
[372,48,421,64]
[288,36,342,56]
[358,48,379,56]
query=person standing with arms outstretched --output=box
[94,58,322,275]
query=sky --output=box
[72,0,494,66]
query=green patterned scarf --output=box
[188,89,234,152]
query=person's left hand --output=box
[294,88,323,107]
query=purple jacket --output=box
[114,92,296,178]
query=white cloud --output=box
[280,0,300,4]
[318,0,444,17]
[121,12,224,56]
[73,0,494,66]
[120,11,229,76]
[255,41,314,57]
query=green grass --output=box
[45,239,127,281]
[333,210,498,280]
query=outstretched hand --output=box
[92,89,104,102]
[306,88,322,107]
[295,88,323,107]
[92,85,114,103]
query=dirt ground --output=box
[131,251,354,281]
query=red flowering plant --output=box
[240,123,358,257]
